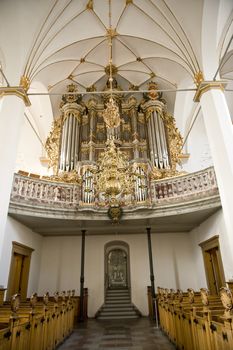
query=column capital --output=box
[193,80,227,102]
[0,86,31,106]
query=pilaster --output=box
[194,81,233,278]
[0,94,26,284]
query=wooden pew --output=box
[158,286,233,350]
[0,289,78,350]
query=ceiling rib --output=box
[30,36,105,78]
[24,0,60,76]
[29,8,88,79]
[161,0,200,71]
[131,2,196,75]
[119,35,194,75]
[26,0,74,77]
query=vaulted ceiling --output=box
[1,0,233,138]
[24,0,204,116]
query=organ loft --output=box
[45,79,183,208]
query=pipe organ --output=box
[46,81,183,205]
[81,168,95,204]
[59,85,85,172]
[134,165,148,202]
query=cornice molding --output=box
[0,86,31,106]
[193,80,227,102]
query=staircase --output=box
[96,289,141,320]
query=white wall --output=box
[38,232,196,317]
[152,233,198,291]
[181,111,213,173]
[0,216,43,296]
[190,209,233,286]
[15,113,48,176]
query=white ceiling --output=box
[1,0,233,137]
[24,0,205,117]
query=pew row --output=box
[0,290,79,350]
[158,287,233,350]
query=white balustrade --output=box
[10,167,218,210]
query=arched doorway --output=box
[105,241,130,291]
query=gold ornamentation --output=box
[200,288,209,309]
[45,117,62,173]
[95,139,133,205]
[54,292,59,303]
[11,294,20,316]
[137,112,145,124]
[51,170,81,184]
[30,293,37,312]
[86,84,96,92]
[177,289,183,302]
[150,167,163,180]
[60,84,82,107]
[103,98,121,129]
[108,205,123,223]
[162,112,183,170]
[193,80,227,102]
[105,64,118,76]
[43,292,49,306]
[86,0,93,10]
[106,28,117,37]
[0,86,31,106]
[220,287,233,318]
[187,288,195,304]
[20,75,30,91]
[193,71,204,87]
[147,81,159,100]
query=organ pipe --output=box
[146,109,170,169]
[59,108,83,172]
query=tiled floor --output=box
[58,318,175,350]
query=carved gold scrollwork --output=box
[162,112,183,171]
[45,117,62,174]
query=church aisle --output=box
[58,317,175,350]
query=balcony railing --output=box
[10,167,219,211]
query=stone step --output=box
[96,288,140,320]
[106,292,130,297]
[102,304,133,309]
[104,305,133,310]
[105,300,131,304]
[101,312,137,318]
[98,315,138,320]
[106,289,129,294]
[106,295,131,300]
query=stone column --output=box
[79,229,86,321]
[194,82,233,279]
[0,94,26,283]
[146,227,158,325]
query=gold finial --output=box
[150,72,156,78]
[126,0,133,4]
[194,71,204,87]
[20,76,30,91]
[86,0,93,10]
